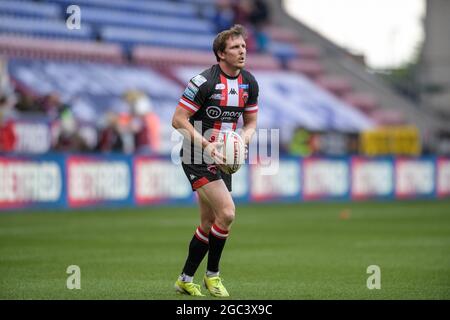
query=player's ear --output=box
[218,50,226,60]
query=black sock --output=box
[181,226,209,277]
[207,224,229,273]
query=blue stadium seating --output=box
[267,41,299,60]
[0,0,382,154]
[0,0,61,19]
[0,16,93,40]
[45,0,209,19]
[81,7,214,34]
[0,0,316,60]
[101,26,214,51]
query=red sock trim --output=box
[211,224,229,239]
[195,228,209,244]
[212,224,229,235]
[197,226,209,237]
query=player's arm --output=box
[172,106,210,150]
[172,75,211,150]
[172,106,225,164]
[241,111,257,145]
[172,76,225,163]
[241,77,259,146]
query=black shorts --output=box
[182,162,232,192]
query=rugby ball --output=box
[218,130,245,174]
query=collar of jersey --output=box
[218,64,241,80]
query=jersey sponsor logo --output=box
[242,91,249,103]
[188,81,199,93]
[191,74,207,87]
[206,106,222,119]
[183,88,196,100]
[209,93,224,100]
[183,84,198,101]
[215,83,226,90]
[222,110,243,121]
[238,84,249,89]
[229,88,238,95]
[206,106,243,121]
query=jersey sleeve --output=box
[177,74,209,114]
[244,77,259,114]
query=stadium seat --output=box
[267,41,299,60]
[0,0,61,19]
[295,44,322,59]
[342,92,379,114]
[0,16,93,40]
[287,59,324,79]
[316,75,353,98]
[132,45,281,70]
[100,26,214,51]
[133,46,215,67]
[370,109,407,126]
[0,35,124,63]
[45,0,206,18]
[264,25,301,44]
[245,54,282,71]
[80,7,215,34]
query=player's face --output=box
[221,35,246,70]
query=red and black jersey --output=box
[177,64,259,163]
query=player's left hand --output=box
[205,142,226,165]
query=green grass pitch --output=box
[1,200,449,299]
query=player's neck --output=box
[218,62,241,78]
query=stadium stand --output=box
[132,45,281,70]
[370,109,406,126]
[46,0,211,19]
[316,75,353,98]
[100,26,215,51]
[81,7,215,34]
[0,0,61,19]
[342,92,379,115]
[286,59,324,79]
[0,0,440,155]
[264,25,300,44]
[0,35,124,63]
[0,15,93,40]
[266,0,446,147]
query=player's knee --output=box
[220,205,235,226]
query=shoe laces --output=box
[209,276,224,287]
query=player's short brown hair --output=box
[213,24,247,62]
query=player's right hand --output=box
[205,142,226,165]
